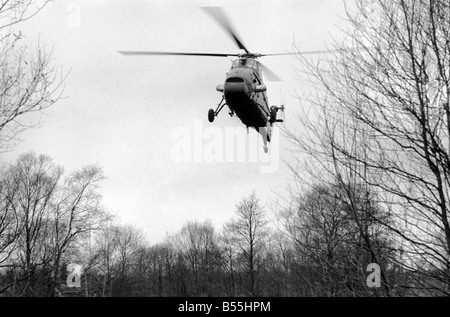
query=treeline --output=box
[0,152,442,297]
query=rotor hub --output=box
[237,52,262,59]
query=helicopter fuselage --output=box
[219,58,270,130]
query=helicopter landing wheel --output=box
[270,106,277,123]
[208,109,215,123]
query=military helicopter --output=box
[119,7,328,153]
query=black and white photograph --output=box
[0,0,449,303]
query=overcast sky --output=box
[2,0,350,242]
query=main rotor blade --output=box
[202,7,249,53]
[119,51,239,57]
[259,61,282,82]
[261,49,338,57]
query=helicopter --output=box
[119,7,329,153]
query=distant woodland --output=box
[1,0,450,296]
[0,152,446,297]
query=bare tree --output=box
[0,0,64,150]
[0,164,22,268]
[289,0,450,295]
[89,224,146,297]
[8,153,61,296]
[224,192,270,296]
[92,223,120,297]
[47,165,109,296]
[0,153,109,296]
[279,182,397,296]
[263,232,295,296]
[171,220,220,296]
[114,224,146,296]
[141,242,172,296]
[218,229,240,296]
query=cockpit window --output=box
[232,59,258,69]
[246,59,256,69]
[232,59,245,68]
